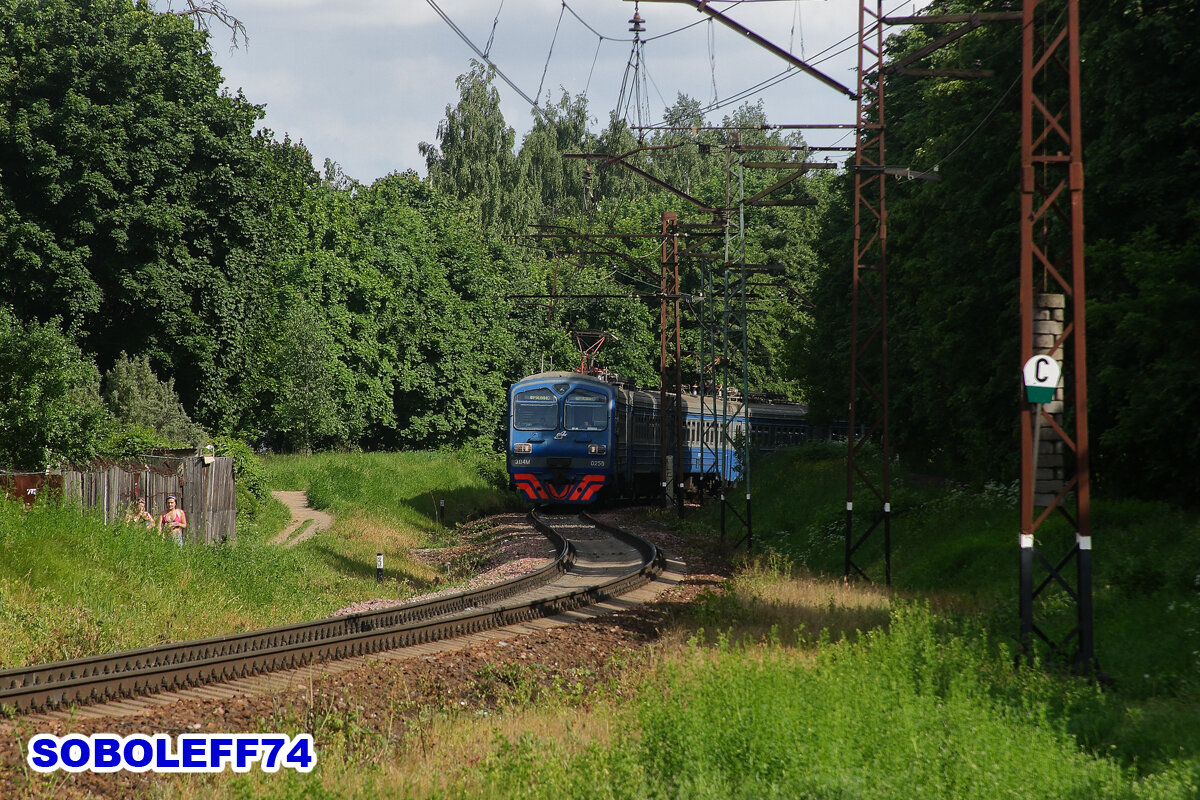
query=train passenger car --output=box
[745,400,814,452]
[507,371,811,504]
[672,395,811,492]
[613,389,748,496]
[507,372,615,503]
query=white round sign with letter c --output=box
[1022,355,1060,404]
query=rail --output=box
[0,512,663,713]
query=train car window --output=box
[513,389,558,430]
[564,389,608,431]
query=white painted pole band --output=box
[846,502,853,511]
[884,502,891,513]
[1020,534,1034,549]
[1076,534,1092,550]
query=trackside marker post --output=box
[1023,354,1060,515]
[1023,354,1061,497]
[376,553,383,583]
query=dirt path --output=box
[269,490,333,546]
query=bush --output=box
[99,424,176,462]
[213,435,270,521]
[452,443,508,489]
[102,353,207,446]
[0,310,112,469]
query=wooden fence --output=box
[2,454,236,544]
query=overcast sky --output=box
[202,0,921,184]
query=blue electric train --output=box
[506,371,813,504]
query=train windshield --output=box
[513,388,558,430]
[564,389,608,431]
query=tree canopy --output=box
[796,0,1200,503]
[0,0,1196,507]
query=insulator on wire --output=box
[629,9,644,36]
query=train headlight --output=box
[588,444,607,455]
[513,443,533,454]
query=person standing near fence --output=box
[158,495,187,546]
[127,498,155,529]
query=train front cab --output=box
[507,373,614,504]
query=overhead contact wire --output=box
[584,36,603,96]
[483,0,505,57]
[647,0,910,125]
[562,1,626,42]
[915,1,1079,171]
[537,2,567,105]
[425,0,542,112]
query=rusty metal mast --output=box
[661,211,685,515]
[1019,0,1094,670]
[641,0,857,550]
[846,0,890,584]
[846,7,1019,586]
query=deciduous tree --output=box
[0,310,111,469]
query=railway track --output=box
[0,511,664,715]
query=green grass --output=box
[148,447,1197,800]
[170,600,1198,800]
[5,446,1197,800]
[706,448,1200,697]
[0,500,355,666]
[679,446,1200,775]
[0,449,518,669]
[601,603,1195,800]
[264,449,512,535]
[261,450,518,585]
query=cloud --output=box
[212,1,916,182]
[226,0,565,33]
